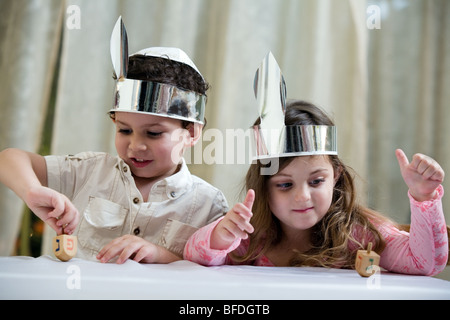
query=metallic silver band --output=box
[252,124,337,159]
[111,78,206,124]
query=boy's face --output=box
[113,112,191,182]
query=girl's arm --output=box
[378,185,447,275]
[183,218,239,265]
[377,150,448,275]
[184,190,255,266]
[0,148,79,235]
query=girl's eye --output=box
[276,182,292,189]
[310,178,325,186]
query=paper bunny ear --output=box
[108,16,206,124]
[253,52,287,132]
[110,16,128,81]
[251,52,337,160]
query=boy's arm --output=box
[0,148,48,198]
[97,235,181,264]
[0,148,79,235]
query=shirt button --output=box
[133,197,139,204]
[170,191,176,198]
[133,227,140,236]
[123,166,128,172]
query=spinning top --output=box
[355,242,380,277]
[53,230,77,262]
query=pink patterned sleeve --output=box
[183,217,242,266]
[378,185,448,276]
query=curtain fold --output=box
[367,0,450,223]
[0,0,64,255]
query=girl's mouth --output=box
[293,207,314,214]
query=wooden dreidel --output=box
[355,242,380,277]
[53,231,77,262]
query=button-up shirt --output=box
[46,152,228,261]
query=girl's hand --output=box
[24,186,79,235]
[210,189,255,250]
[97,235,180,264]
[396,149,445,202]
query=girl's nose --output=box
[294,186,310,202]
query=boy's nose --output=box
[129,137,148,152]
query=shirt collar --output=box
[158,158,193,199]
[117,157,193,200]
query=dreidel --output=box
[355,242,380,277]
[53,231,77,262]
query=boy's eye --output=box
[118,128,131,134]
[147,131,163,137]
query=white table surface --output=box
[1,256,449,300]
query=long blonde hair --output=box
[231,100,393,268]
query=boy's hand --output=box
[396,149,445,202]
[25,186,79,235]
[97,235,180,264]
[210,189,255,250]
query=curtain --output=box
[367,0,450,224]
[0,0,64,255]
[1,0,449,280]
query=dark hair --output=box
[110,54,209,127]
[127,54,209,95]
[284,100,334,126]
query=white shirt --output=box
[45,152,228,260]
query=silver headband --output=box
[113,79,205,123]
[109,17,206,124]
[252,53,337,159]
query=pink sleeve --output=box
[183,217,242,266]
[378,185,448,276]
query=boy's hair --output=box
[232,100,390,268]
[127,54,209,95]
[110,54,209,127]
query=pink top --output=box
[184,185,448,276]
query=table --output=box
[1,256,449,300]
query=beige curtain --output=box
[1,0,449,279]
[367,0,450,224]
[0,0,64,255]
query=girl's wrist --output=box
[409,189,437,202]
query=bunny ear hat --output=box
[110,16,206,124]
[252,52,337,160]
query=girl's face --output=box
[268,156,336,236]
[114,112,191,181]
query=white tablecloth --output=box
[1,256,449,300]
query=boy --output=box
[0,18,228,263]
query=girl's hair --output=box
[232,100,392,268]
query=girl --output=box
[184,100,448,276]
